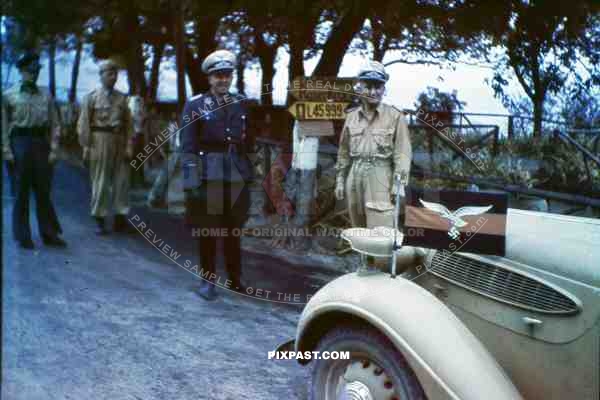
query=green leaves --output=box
[417,131,600,196]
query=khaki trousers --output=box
[345,159,393,227]
[89,131,130,217]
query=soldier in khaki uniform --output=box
[77,60,134,234]
[335,61,412,227]
[2,51,66,249]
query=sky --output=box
[2,43,523,130]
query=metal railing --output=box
[404,109,600,139]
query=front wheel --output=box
[310,326,425,400]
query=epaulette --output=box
[344,103,360,113]
[82,88,99,101]
[189,93,204,102]
[390,104,407,116]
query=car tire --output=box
[309,325,425,400]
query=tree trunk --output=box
[256,36,278,105]
[260,57,276,105]
[184,48,207,95]
[174,0,186,112]
[147,41,165,102]
[236,58,245,95]
[126,65,135,95]
[286,39,305,105]
[533,97,544,138]
[131,45,148,97]
[286,11,320,104]
[312,11,367,76]
[48,40,56,97]
[373,44,386,62]
[121,11,147,97]
[372,23,389,62]
[184,16,219,95]
[69,37,82,103]
[288,40,305,81]
[530,47,544,138]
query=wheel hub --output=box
[337,360,397,400]
[339,381,373,400]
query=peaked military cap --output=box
[16,51,41,70]
[201,50,236,74]
[98,59,119,73]
[357,61,389,83]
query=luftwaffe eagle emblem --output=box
[419,199,493,239]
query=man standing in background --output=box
[335,61,412,227]
[2,50,67,249]
[77,60,134,235]
[128,95,147,188]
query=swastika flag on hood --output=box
[401,187,508,256]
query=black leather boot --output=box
[230,278,247,294]
[95,217,108,235]
[17,238,35,249]
[113,215,134,233]
[42,234,67,247]
[196,280,218,301]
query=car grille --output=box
[429,252,581,315]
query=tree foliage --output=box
[2,0,598,123]
[487,0,600,136]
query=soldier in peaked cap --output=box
[334,60,412,227]
[201,49,236,74]
[77,59,135,234]
[2,50,67,249]
[181,49,253,301]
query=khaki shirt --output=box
[2,84,62,160]
[77,88,133,149]
[335,102,412,183]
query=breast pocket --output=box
[93,106,111,125]
[371,128,394,156]
[349,128,364,152]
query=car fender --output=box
[296,272,523,400]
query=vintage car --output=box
[280,187,600,400]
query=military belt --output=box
[199,142,241,153]
[91,126,120,134]
[351,156,392,166]
[11,126,49,138]
[199,144,230,153]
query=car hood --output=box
[504,209,600,288]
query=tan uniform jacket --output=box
[335,102,412,185]
[2,84,62,161]
[77,88,134,153]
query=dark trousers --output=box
[10,135,61,242]
[197,234,242,284]
[131,135,146,187]
[5,161,16,196]
[188,180,250,284]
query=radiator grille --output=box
[429,252,581,315]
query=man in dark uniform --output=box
[2,51,66,249]
[181,49,253,301]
